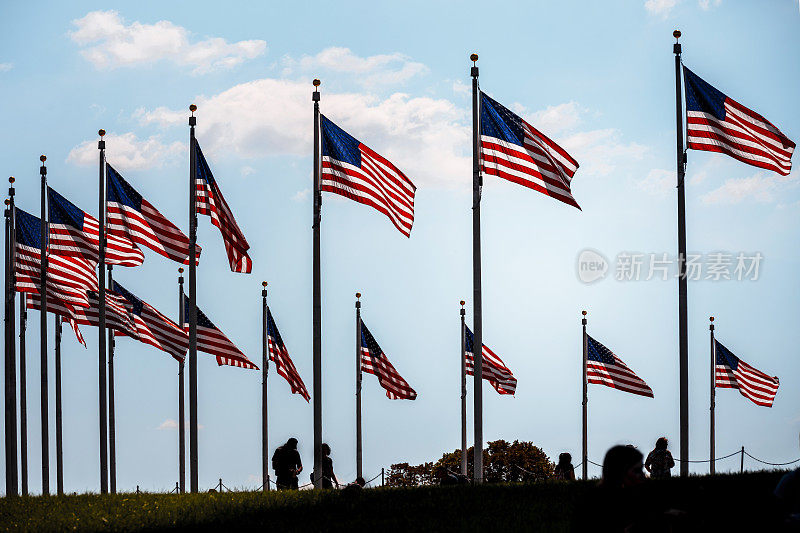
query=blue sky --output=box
[1,0,799,493]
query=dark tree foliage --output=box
[387,440,554,487]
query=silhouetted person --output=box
[602,445,645,489]
[311,443,338,489]
[775,432,800,528]
[342,476,366,494]
[273,438,302,490]
[645,437,675,479]
[553,452,576,481]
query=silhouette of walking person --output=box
[645,437,675,479]
[273,438,303,490]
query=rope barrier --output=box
[676,450,741,464]
[743,451,800,467]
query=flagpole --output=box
[39,153,50,496]
[54,313,62,494]
[98,130,109,494]
[709,316,715,475]
[177,268,185,494]
[5,182,19,496]
[673,29,689,477]
[470,52,484,484]
[355,292,362,481]
[311,78,323,489]
[268,281,269,492]
[188,104,199,493]
[460,300,466,477]
[107,265,116,494]
[19,291,28,496]
[582,310,588,481]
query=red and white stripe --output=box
[49,210,144,267]
[360,347,416,400]
[195,181,252,273]
[115,305,187,362]
[588,357,654,398]
[25,292,86,347]
[15,243,95,310]
[268,335,310,402]
[466,343,517,395]
[322,144,416,238]
[688,98,795,176]
[716,360,779,408]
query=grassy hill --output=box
[0,470,789,532]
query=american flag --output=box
[480,91,581,209]
[586,335,653,398]
[359,319,416,400]
[193,139,252,273]
[113,282,188,361]
[184,298,258,369]
[106,164,200,265]
[25,292,86,347]
[14,207,96,311]
[684,66,795,176]
[464,326,517,395]
[715,340,779,407]
[267,308,310,401]
[320,115,416,237]
[48,186,144,267]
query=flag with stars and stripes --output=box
[464,325,517,395]
[320,115,416,237]
[24,292,86,347]
[14,207,96,311]
[113,282,188,361]
[193,139,252,273]
[480,91,580,209]
[684,66,794,176]
[267,308,310,402]
[184,297,258,370]
[586,336,653,398]
[48,186,144,267]
[359,319,416,400]
[715,340,779,407]
[106,164,200,265]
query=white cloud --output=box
[560,129,649,177]
[700,171,798,205]
[67,132,184,170]
[452,80,469,96]
[645,0,679,18]
[241,165,256,177]
[292,188,311,202]
[157,419,178,430]
[70,10,266,74]
[518,101,585,136]
[698,0,721,10]
[137,77,470,187]
[638,169,676,196]
[0,63,13,72]
[281,47,427,87]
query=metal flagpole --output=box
[107,265,116,494]
[582,310,588,481]
[5,184,19,496]
[39,154,50,495]
[312,78,323,489]
[262,281,269,492]
[460,300,467,477]
[673,29,689,477]
[709,316,715,475]
[97,130,109,493]
[177,268,185,494]
[470,52,484,484]
[20,292,28,496]
[355,293,362,480]
[188,104,199,493]
[54,313,62,494]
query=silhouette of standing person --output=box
[273,438,303,490]
[645,437,675,479]
[553,452,576,481]
[321,443,338,489]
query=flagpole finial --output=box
[262,281,268,288]
[99,129,106,138]
[4,199,9,206]
[470,53,478,64]
[9,177,14,184]
[189,104,197,115]
[582,310,587,316]
[313,79,321,91]
[40,155,46,163]
[709,316,714,322]
[460,300,465,307]
[355,292,361,300]
[673,30,681,42]
[178,267,184,274]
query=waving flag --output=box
[48,187,144,267]
[25,292,86,347]
[194,139,252,273]
[684,66,795,175]
[106,164,199,265]
[113,282,188,361]
[184,298,257,369]
[586,336,653,398]
[14,207,95,311]
[480,91,580,209]
[320,115,416,237]
[267,308,310,401]
[715,340,779,407]
[359,319,416,400]
[464,326,517,395]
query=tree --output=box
[386,440,554,487]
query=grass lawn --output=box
[0,470,788,532]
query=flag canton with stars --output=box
[715,340,739,370]
[359,319,417,400]
[714,339,779,407]
[112,281,145,316]
[106,164,143,211]
[586,335,653,398]
[15,207,43,249]
[48,187,87,230]
[587,336,616,365]
[321,114,362,168]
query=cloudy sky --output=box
[1,1,799,493]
